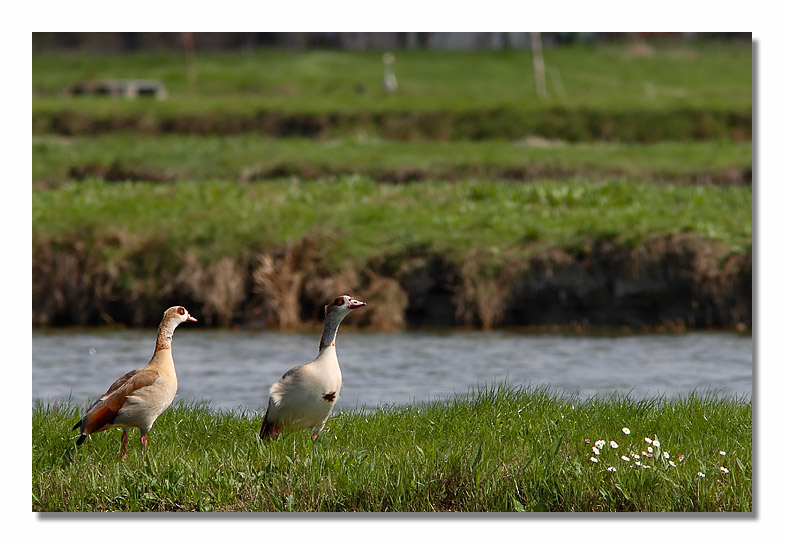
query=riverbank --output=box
[32,177,751,330]
[32,385,752,512]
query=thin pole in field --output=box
[530,32,547,99]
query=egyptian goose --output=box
[260,295,367,441]
[72,305,197,459]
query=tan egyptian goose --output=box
[72,305,197,459]
[260,295,367,441]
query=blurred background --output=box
[32,32,752,409]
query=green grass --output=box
[32,133,752,187]
[33,42,752,112]
[32,177,752,266]
[32,385,752,511]
[32,43,752,141]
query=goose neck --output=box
[155,318,179,352]
[318,310,345,352]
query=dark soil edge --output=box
[32,233,752,332]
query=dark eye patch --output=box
[332,297,344,306]
[177,307,185,315]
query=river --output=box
[32,329,752,412]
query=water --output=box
[32,329,753,412]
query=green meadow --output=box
[32,386,751,512]
[32,43,752,111]
[33,134,751,188]
[33,176,752,266]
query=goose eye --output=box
[177,307,185,315]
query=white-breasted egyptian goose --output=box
[260,295,367,441]
[72,305,197,459]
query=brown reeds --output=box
[31,232,752,331]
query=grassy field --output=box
[33,134,752,188]
[32,385,751,512]
[32,42,752,111]
[32,177,752,265]
[32,42,752,141]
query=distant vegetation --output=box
[32,40,752,330]
[32,44,752,110]
[32,385,752,512]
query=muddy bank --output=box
[32,234,751,331]
[33,107,752,142]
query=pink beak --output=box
[348,299,367,309]
[186,314,198,322]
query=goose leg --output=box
[120,429,129,460]
[140,433,148,452]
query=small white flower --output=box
[678,454,685,462]
[720,466,729,474]
[642,465,651,469]
[698,472,706,477]
[719,450,726,456]
[644,437,652,443]
[647,446,653,453]
[592,446,600,455]
[668,460,676,467]
[635,461,641,466]
[607,466,617,472]
[622,427,631,435]
[590,456,599,463]
[633,453,640,459]
[621,455,630,462]
[595,440,606,449]
[652,440,660,448]
[610,440,618,449]
[663,452,670,459]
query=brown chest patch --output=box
[322,392,337,403]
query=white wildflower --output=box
[622,427,631,435]
[719,450,726,456]
[697,472,706,477]
[644,437,652,443]
[621,455,630,462]
[590,457,599,463]
[652,439,660,448]
[610,440,619,449]
[663,452,670,459]
[607,466,617,472]
[720,466,729,474]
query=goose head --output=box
[164,305,198,325]
[325,295,367,320]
